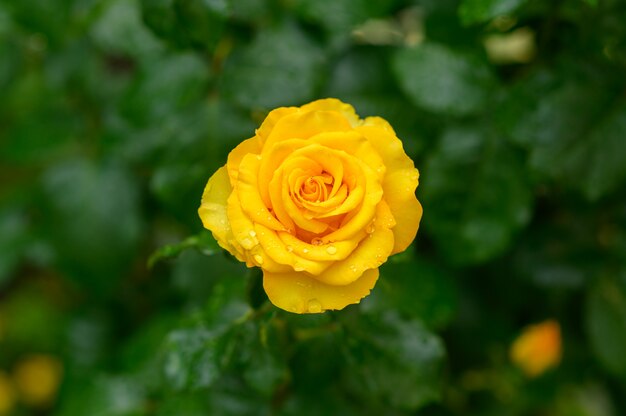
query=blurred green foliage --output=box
[1,0,626,414]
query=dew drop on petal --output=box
[249,230,257,237]
[307,299,322,313]
[286,245,294,252]
[253,254,264,265]
[294,263,305,272]
[349,264,358,273]
[302,248,309,254]
[326,245,337,255]
[241,238,254,250]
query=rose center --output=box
[299,172,333,202]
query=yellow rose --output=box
[198,98,422,313]
[510,320,562,377]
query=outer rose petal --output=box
[263,109,353,151]
[255,107,299,144]
[313,200,395,286]
[263,268,379,313]
[300,98,360,127]
[227,136,262,184]
[357,117,422,254]
[198,166,244,261]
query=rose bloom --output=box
[198,98,422,313]
[510,320,562,377]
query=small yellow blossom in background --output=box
[14,355,63,408]
[510,320,562,377]
[0,372,16,415]
[199,98,422,313]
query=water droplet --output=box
[326,245,337,255]
[249,230,257,237]
[349,264,358,273]
[240,238,254,249]
[253,254,264,265]
[311,238,323,246]
[365,223,376,234]
[286,245,294,252]
[307,299,322,313]
[302,248,309,254]
[294,263,305,272]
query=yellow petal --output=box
[263,268,379,314]
[300,98,360,127]
[357,118,422,254]
[227,192,291,273]
[313,201,395,286]
[198,166,245,260]
[255,106,299,144]
[321,158,383,243]
[263,109,353,151]
[310,131,385,179]
[236,153,286,231]
[226,136,262,184]
[254,224,331,275]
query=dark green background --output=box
[1,0,626,414]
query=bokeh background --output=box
[2,0,626,414]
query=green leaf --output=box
[57,375,146,416]
[40,158,142,290]
[163,327,224,390]
[421,124,533,264]
[576,104,626,200]
[364,258,458,329]
[393,43,495,116]
[500,74,626,200]
[148,231,220,268]
[91,0,163,58]
[221,22,325,110]
[586,274,626,378]
[458,0,526,26]
[234,319,289,396]
[293,0,395,49]
[342,312,445,411]
[120,52,210,125]
[0,69,81,165]
[174,0,228,50]
[0,206,29,286]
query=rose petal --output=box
[237,153,286,231]
[227,192,291,273]
[226,136,262,184]
[357,117,423,254]
[254,224,331,275]
[198,166,246,261]
[320,158,383,243]
[300,98,360,127]
[255,107,299,144]
[263,109,353,151]
[310,131,385,179]
[312,201,395,286]
[263,268,379,314]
